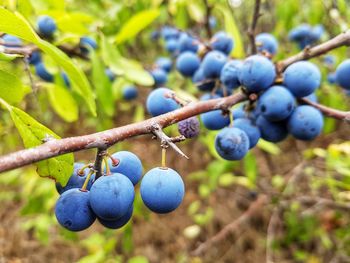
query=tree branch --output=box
[0,92,247,173]
[203,0,213,38]
[248,0,262,55]
[93,148,107,180]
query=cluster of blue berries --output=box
[55,151,185,231]
[288,24,324,49]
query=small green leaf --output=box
[0,69,29,104]
[128,256,149,263]
[0,52,23,61]
[44,83,79,122]
[257,139,281,155]
[115,9,160,44]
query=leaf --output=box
[0,100,73,186]
[0,69,29,104]
[257,139,281,155]
[115,9,160,44]
[91,49,115,116]
[0,52,23,61]
[44,83,79,122]
[186,2,204,23]
[216,5,245,58]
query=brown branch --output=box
[299,98,350,123]
[203,0,213,38]
[0,92,247,173]
[248,0,262,55]
[277,29,350,73]
[93,148,107,180]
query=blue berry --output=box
[98,206,133,229]
[257,85,295,121]
[105,68,116,82]
[80,36,97,54]
[323,55,336,66]
[37,15,57,37]
[335,59,350,90]
[122,85,138,100]
[156,57,172,73]
[176,52,200,77]
[256,116,288,143]
[255,33,278,55]
[140,167,185,214]
[202,50,227,78]
[303,93,318,102]
[151,68,168,86]
[178,33,199,53]
[161,26,179,40]
[327,72,336,84]
[90,174,135,220]
[28,51,41,65]
[287,105,323,140]
[288,24,312,42]
[200,94,230,130]
[146,88,179,117]
[165,39,178,53]
[192,67,215,92]
[239,55,276,93]
[2,34,22,47]
[35,62,53,82]
[220,60,242,90]
[178,116,200,138]
[55,189,96,231]
[211,31,234,55]
[108,151,143,185]
[233,118,261,148]
[232,104,246,119]
[215,127,249,160]
[283,61,321,97]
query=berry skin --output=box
[151,68,168,86]
[37,15,57,37]
[232,104,246,119]
[239,55,276,93]
[122,85,138,100]
[335,59,350,90]
[233,118,261,149]
[192,67,215,92]
[210,31,234,55]
[220,60,242,90]
[255,33,278,55]
[55,162,94,194]
[176,52,200,77]
[178,33,199,53]
[90,173,135,220]
[288,24,312,42]
[165,39,178,53]
[2,34,22,47]
[55,189,96,231]
[79,36,97,54]
[108,151,143,185]
[215,127,249,160]
[98,206,133,229]
[105,68,116,82]
[283,61,321,97]
[28,51,41,65]
[323,55,336,66]
[156,57,172,73]
[178,116,200,138]
[35,62,53,82]
[327,72,336,84]
[256,116,288,143]
[146,88,179,117]
[202,51,228,78]
[200,94,230,130]
[161,26,179,40]
[257,85,296,121]
[140,167,185,214]
[287,105,323,140]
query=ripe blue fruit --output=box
[35,62,53,82]
[239,55,276,93]
[90,174,135,220]
[146,88,179,117]
[37,15,57,37]
[151,68,168,86]
[56,162,94,194]
[303,93,318,102]
[178,33,199,53]
[140,167,185,214]
[257,85,295,121]
[55,189,96,231]
[176,52,200,77]
[2,34,22,47]
[287,105,323,140]
[105,68,116,82]
[283,61,321,97]
[108,151,143,185]
[327,72,336,84]
[156,57,172,73]
[220,60,242,90]
[161,26,179,40]
[98,206,133,229]
[255,33,278,55]
[323,55,336,66]
[335,59,350,90]
[211,31,234,55]
[178,116,200,138]
[202,50,227,78]
[165,39,178,53]
[232,104,246,119]
[288,24,312,41]
[233,118,261,148]
[80,36,97,54]
[28,51,41,65]
[256,116,288,143]
[122,85,138,100]
[215,127,249,160]
[200,94,230,130]
[192,67,215,92]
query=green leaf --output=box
[257,139,281,155]
[91,49,114,116]
[115,9,160,44]
[0,101,74,186]
[44,83,79,122]
[216,5,245,58]
[0,69,29,104]
[0,52,23,61]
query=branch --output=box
[299,98,350,123]
[93,148,107,180]
[203,0,213,38]
[277,30,350,73]
[0,92,247,173]
[248,0,262,55]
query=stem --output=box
[161,147,167,168]
[93,148,107,180]
[81,170,94,191]
[203,0,213,38]
[103,157,111,175]
[248,0,262,55]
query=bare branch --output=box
[248,0,262,55]
[203,0,213,38]
[93,148,107,180]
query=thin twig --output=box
[203,0,213,38]
[248,0,262,55]
[93,148,107,180]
